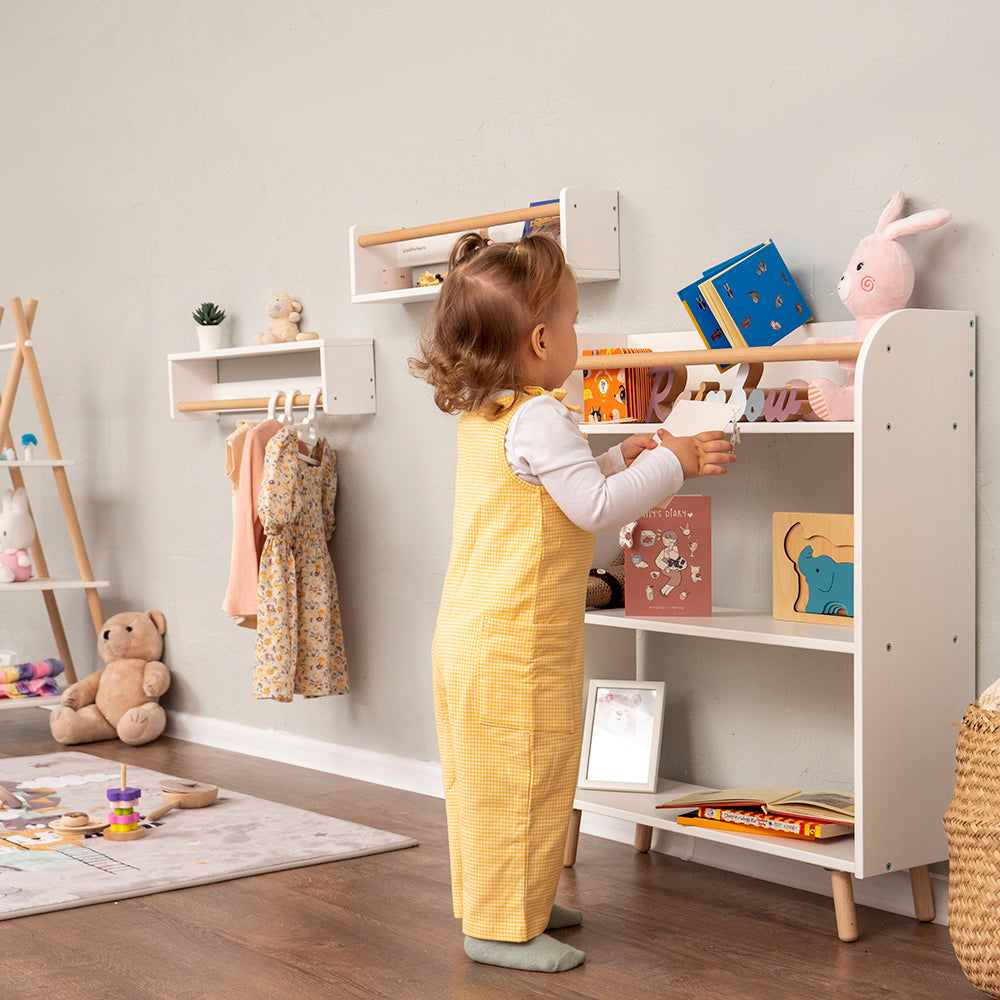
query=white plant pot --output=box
[196,324,225,352]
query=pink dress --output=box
[253,427,348,700]
[222,419,282,628]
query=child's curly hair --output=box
[409,231,570,417]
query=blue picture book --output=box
[677,243,767,368]
[697,240,812,349]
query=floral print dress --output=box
[253,426,348,700]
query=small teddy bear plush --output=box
[256,293,320,344]
[49,610,170,746]
[587,551,626,608]
[0,487,35,583]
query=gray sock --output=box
[464,933,585,972]
[546,902,582,929]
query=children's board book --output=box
[623,495,711,617]
[582,347,652,423]
[657,786,855,825]
[677,807,853,841]
[677,243,768,365]
[523,198,560,238]
[697,240,813,349]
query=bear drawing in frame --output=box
[772,512,854,627]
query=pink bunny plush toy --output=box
[807,191,951,421]
[0,487,35,583]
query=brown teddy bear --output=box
[49,610,170,746]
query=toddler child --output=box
[410,232,735,973]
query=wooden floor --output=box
[2,707,981,1000]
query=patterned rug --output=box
[0,752,417,920]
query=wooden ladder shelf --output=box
[0,298,107,694]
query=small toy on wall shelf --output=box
[20,433,37,460]
[49,610,170,746]
[256,293,319,344]
[0,487,35,583]
[804,191,951,421]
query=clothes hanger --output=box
[283,387,299,426]
[286,387,319,464]
[267,389,282,422]
[298,386,322,445]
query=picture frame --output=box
[578,679,666,792]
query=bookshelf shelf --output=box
[585,606,854,654]
[574,310,977,941]
[573,779,857,872]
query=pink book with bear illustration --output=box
[623,495,712,617]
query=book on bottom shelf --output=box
[623,495,711,617]
[676,806,853,841]
[657,786,855,825]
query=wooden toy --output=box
[49,812,109,834]
[102,763,145,841]
[772,512,854,627]
[145,778,219,823]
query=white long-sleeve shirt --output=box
[504,393,683,533]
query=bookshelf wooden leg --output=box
[634,823,653,853]
[909,864,935,922]
[830,870,859,942]
[564,808,582,867]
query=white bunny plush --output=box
[0,487,36,583]
[806,191,951,421]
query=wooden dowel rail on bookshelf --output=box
[356,203,562,249]
[573,342,863,371]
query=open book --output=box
[657,786,855,825]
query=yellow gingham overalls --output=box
[432,389,595,942]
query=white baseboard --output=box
[166,711,949,926]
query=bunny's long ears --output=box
[876,190,907,233]
[875,189,951,240]
[884,208,952,240]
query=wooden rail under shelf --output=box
[573,342,862,371]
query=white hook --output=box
[267,390,281,421]
[305,386,322,442]
[283,387,300,425]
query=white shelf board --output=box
[573,777,856,872]
[581,420,854,436]
[351,286,442,305]
[585,606,854,653]
[0,578,109,593]
[1,459,75,467]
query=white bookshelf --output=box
[573,310,976,939]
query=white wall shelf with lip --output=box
[566,310,977,943]
[349,186,620,304]
[167,338,376,421]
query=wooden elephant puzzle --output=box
[772,512,854,626]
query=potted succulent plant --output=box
[192,302,228,351]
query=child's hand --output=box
[620,432,662,466]
[657,429,736,479]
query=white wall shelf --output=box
[349,186,620,304]
[0,578,110,593]
[571,310,977,941]
[167,338,376,421]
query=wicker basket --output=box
[944,701,1000,997]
